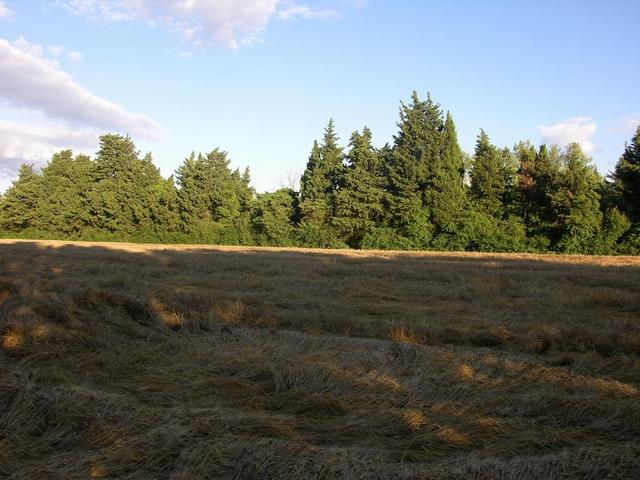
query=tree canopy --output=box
[1,93,637,254]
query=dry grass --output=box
[0,239,639,479]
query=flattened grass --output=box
[1,240,639,479]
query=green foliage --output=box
[427,112,467,232]
[616,224,640,255]
[550,143,604,253]
[252,189,298,246]
[597,208,631,254]
[87,135,169,234]
[299,120,344,220]
[384,92,443,244]
[470,130,508,217]
[0,164,42,231]
[360,227,414,250]
[176,150,253,225]
[515,142,560,242]
[333,127,385,247]
[455,209,527,252]
[298,119,344,246]
[36,151,94,235]
[0,93,637,255]
[611,127,640,224]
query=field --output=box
[1,239,639,479]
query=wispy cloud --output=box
[539,116,597,154]
[277,5,338,21]
[46,44,84,62]
[0,35,161,189]
[53,0,343,49]
[0,120,99,190]
[0,36,161,138]
[0,1,14,20]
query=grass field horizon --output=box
[1,239,639,479]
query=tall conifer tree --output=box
[427,111,466,233]
[298,120,345,246]
[551,143,603,253]
[0,164,42,231]
[612,126,640,224]
[470,130,507,216]
[334,127,384,246]
[385,92,444,245]
[36,150,94,235]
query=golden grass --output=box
[0,239,639,479]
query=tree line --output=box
[1,92,639,254]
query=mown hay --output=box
[0,239,638,479]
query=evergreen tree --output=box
[298,120,345,246]
[550,143,603,253]
[299,120,344,219]
[175,152,210,225]
[333,127,384,246]
[515,143,561,248]
[299,140,330,222]
[385,91,444,246]
[0,97,636,255]
[0,164,42,231]
[175,149,254,242]
[470,130,507,216]
[36,150,94,235]
[147,175,181,236]
[321,119,346,202]
[427,112,466,236]
[251,188,298,246]
[87,135,166,234]
[612,126,640,224]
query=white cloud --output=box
[0,1,14,20]
[13,36,46,59]
[539,117,597,154]
[0,120,99,191]
[277,5,337,21]
[0,37,161,138]
[54,0,339,49]
[47,43,83,62]
[0,36,161,190]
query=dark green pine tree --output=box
[251,188,298,246]
[384,91,444,246]
[515,142,560,248]
[175,149,254,242]
[175,152,210,226]
[427,111,466,236]
[612,126,640,224]
[299,140,329,221]
[298,119,345,246]
[334,127,384,246]
[147,175,181,236]
[321,118,346,206]
[36,150,94,235]
[0,164,43,232]
[87,134,167,234]
[550,143,604,253]
[470,130,507,217]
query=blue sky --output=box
[0,0,639,192]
